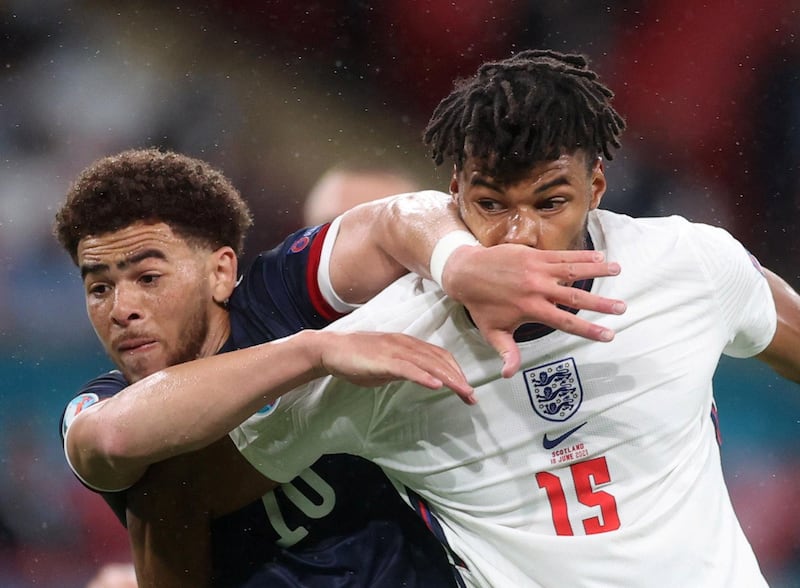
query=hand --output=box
[443,244,626,377]
[86,563,137,588]
[317,331,475,405]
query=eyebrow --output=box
[533,176,571,193]
[470,174,571,194]
[470,176,502,191]
[81,248,168,279]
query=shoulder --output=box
[239,225,328,280]
[592,210,749,266]
[229,224,341,341]
[591,209,694,243]
[593,209,740,245]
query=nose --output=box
[501,210,539,246]
[110,284,143,326]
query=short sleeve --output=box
[688,223,777,357]
[230,378,374,484]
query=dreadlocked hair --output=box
[423,49,626,180]
[54,148,253,264]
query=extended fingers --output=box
[395,359,475,404]
[399,338,475,404]
[531,304,617,342]
[549,285,627,316]
[546,260,621,284]
[363,334,475,405]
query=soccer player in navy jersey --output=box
[78,160,437,588]
[56,148,624,586]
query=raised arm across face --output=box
[329,189,627,377]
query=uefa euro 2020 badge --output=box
[62,393,100,438]
[256,398,281,417]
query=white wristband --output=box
[429,230,479,290]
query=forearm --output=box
[330,190,469,303]
[66,328,470,490]
[67,330,326,490]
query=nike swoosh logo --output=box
[542,422,587,450]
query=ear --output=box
[448,165,460,199]
[208,246,238,305]
[589,158,607,210]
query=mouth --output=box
[116,337,158,354]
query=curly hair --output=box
[423,49,626,180]
[54,148,253,264]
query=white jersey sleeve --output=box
[230,275,451,483]
[315,214,361,314]
[230,377,374,484]
[685,222,776,357]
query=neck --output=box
[200,308,232,358]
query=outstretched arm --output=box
[66,329,473,492]
[330,190,626,375]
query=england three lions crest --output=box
[524,358,583,422]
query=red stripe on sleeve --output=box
[305,223,346,322]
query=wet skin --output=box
[78,222,233,383]
[450,152,606,251]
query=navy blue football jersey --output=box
[61,225,456,587]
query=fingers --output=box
[545,260,621,284]
[524,304,617,342]
[328,333,475,405]
[557,315,616,342]
[400,339,475,404]
[447,245,628,370]
[483,330,521,378]
[549,285,627,316]
[538,248,608,264]
[395,359,476,405]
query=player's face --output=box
[78,221,223,383]
[450,152,606,250]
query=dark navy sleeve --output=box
[59,370,129,526]
[228,224,345,348]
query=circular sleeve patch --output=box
[62,393,100,438]
[255,397,281,416]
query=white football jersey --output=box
[231,210,777,588]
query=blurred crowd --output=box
[0,1,797,586]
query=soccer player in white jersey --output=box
[64,50,800,587]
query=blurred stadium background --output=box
[0,1,798,586]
